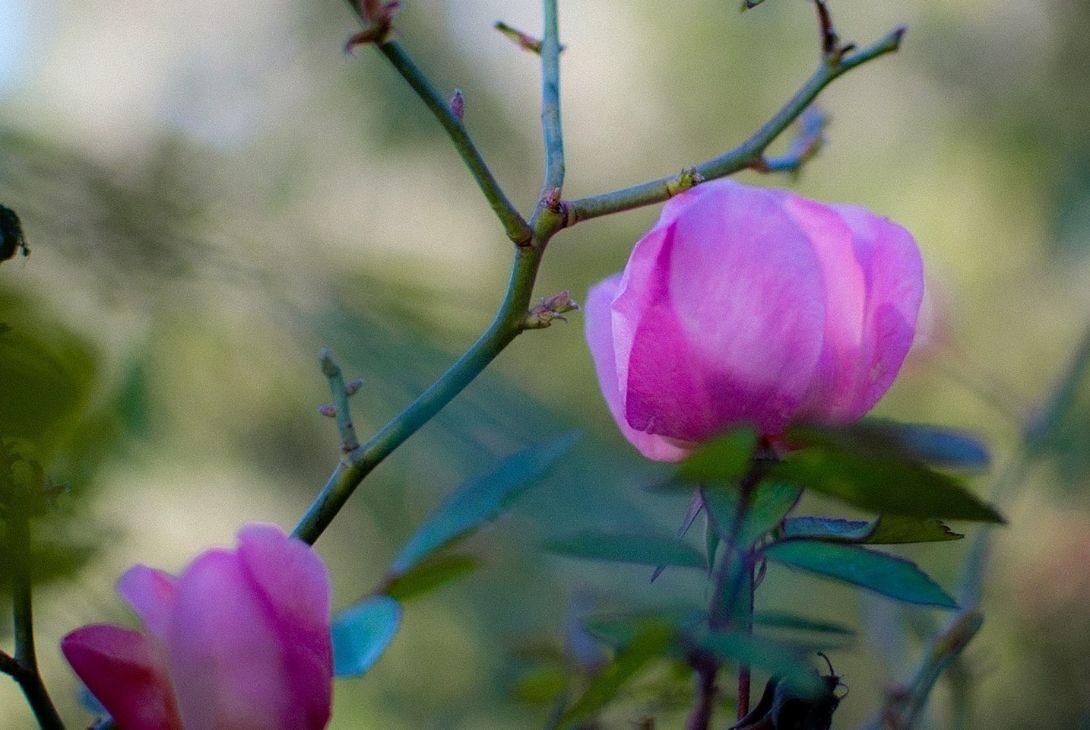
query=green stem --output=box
[319,348,359,452]
[565,26,905,225]
[8,515,64,729]
[293,245,543,544]
[373,39,532,245]
[537,0,565,199]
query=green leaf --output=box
[783,515,963,544]
[332,596,402,677]
[390,432,577,575]
[582,607,704,650]
[854,420,990,470]
[865,515,963,544]
[695,630,823,697]
[753,611,855,637]
[383,554,481,603]
[675,428,758,484]
[511,665,569,705]
[701,482,801,549]
[772,427,1003,523]
[547,533,705,569]
[560,622,674,724]
[762,540,957,608]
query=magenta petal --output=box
[61,625,179,730]
[616,180,826,437]
[237,523,333,730]
[166,549,293,730]
[585,275,693,461]
[117,565,177,641]
[827,203,923,421]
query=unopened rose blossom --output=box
[586,179,924,462]
[62,524,332,729]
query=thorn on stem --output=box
[318,404,337,418]
[345,378,365,396]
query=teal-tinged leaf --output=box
[652,491,705,582]
[675,428,758,484]
[782,515,963,544]
[772,428,1003,523]
[783,517,872,542]
[753,611,855,637]
[547,533,705,569]
[704,509,720,573]
[856,420,990,471]
[332,596,402,677]
[560,622,674,724]
[865,515,963,544]
[702,482,802,549]
[582,607,704,650]
[383,554,480,603]
[695,631,823,697]
[763,540,957,608]
[390,432,577,575]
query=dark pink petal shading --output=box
[61,624,179,730]
[237,523,333,730]
[585,274,692,461]
[615,180,826,439]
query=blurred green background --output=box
[1,1,1089,727]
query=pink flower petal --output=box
[615,180,826,438]
[61,624,179,730]
[585,275,693,461]
[166,549,293,730]
[827,203,923,421]
[117,565,177,641]
[237,523,333,730]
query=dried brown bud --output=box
[345,0,401,53]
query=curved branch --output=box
[564,26,905,226]
[373,40,532,244]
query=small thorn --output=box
[345,378,364,396]
[318,404,337,418]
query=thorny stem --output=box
[295,6,905,546]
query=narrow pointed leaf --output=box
[390,432,577,575]
[332,596,402,677]
[383,554,481,603]
[702,482,802,549]
[696,630,823,697]
[783,515,963,544]
[856,420,990,470]
[763,540,957,608]
[652,491,705,582]
[675,428,758,484]
[866,515,963,544]
[773,427,1003,523]
[753,611,855,637]
[547,533,705,569]
[560,623,674,723]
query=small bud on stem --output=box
[524,290,581,329]
[345,0,401,54]
[450,88,465,121]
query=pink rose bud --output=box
[585,179,924,462]
[62,524,333,729]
